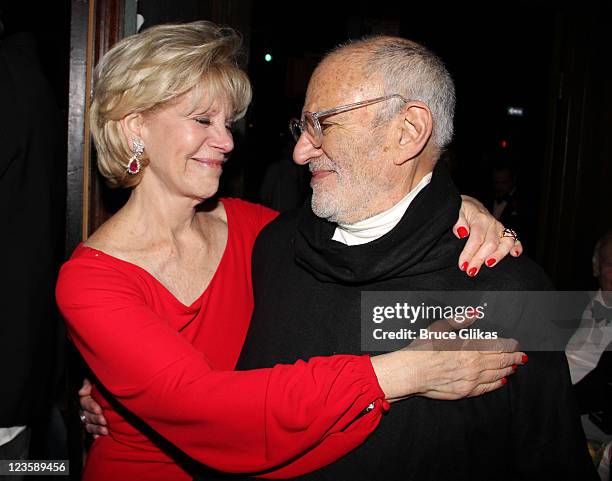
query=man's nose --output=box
[293,132,323,165]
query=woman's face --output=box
[137,88,235,202]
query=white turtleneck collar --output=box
[332,172,433,246]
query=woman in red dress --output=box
[57,21,525,481]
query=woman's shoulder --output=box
[59,243,135,286]
[56,244,142,314]
[59,214,145,292]
[79,208,161,268]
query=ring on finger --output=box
[79,412,87,424]
[500,228,519,242]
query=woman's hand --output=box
[371,317,526,402]
[372,346,525,402]
[79,378,108,438]
[454,195,523,276]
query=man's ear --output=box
[119,112,145,149]
[394,101,433,165]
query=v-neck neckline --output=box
[78,201,232,310]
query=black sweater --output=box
[233,164,596,480]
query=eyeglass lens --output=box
[290,114,320,145]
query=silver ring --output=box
[79,413,87,424]
[501,228,519,242]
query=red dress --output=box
[56,198,387,481]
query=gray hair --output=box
[330,36,455,150]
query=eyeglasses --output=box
[289,94,410,148]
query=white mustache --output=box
[309,160,336,172]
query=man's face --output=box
[597,239,612,303]
[293,57,397,224]
[492,168,515,199]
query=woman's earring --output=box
[126,138,144,175]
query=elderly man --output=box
[566,231,612,443]
[234,37,596,480]
[566,231,612,385]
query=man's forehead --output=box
[600,239,612,260]
[305,56,374,110]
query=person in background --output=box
[491,159,521,227]
[566,231,612,463]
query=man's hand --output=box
[454,195,523,276]
[79,378,108,438]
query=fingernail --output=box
[460,261,468,271]
[468,267,478,277]
[486,258,496,267]
[512,364,518,372]
[501,377,508,385]
[522,354,528,363]
[513,249,520,256]
[457,227,469,239]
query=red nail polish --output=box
[501,377,508,385]
[468,267,478,277]
[457,226,469,239]
[460,261,468,271]
[486,258,496,267]
[522,354,528,363]
[512,364,518,372]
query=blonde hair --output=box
[90,21,252,188]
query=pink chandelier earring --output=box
[126,138,144,175]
